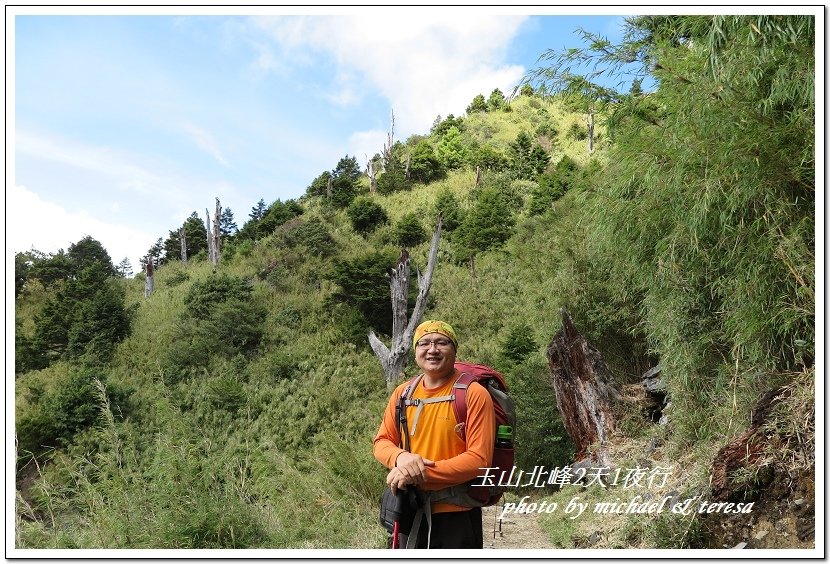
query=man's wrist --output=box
[394,450,406,467]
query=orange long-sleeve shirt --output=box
[373,369,495,513]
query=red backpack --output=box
[397,361,516,506]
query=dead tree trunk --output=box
[205,199,221,267]
[587,110,595,155]
[382,109,395,173]
[366,155,377,194]
[144,258,154,298]
[205,208,213,262]
[212,198,222,266]
[179,227,187,264]
[547,308,619,465]
[475,166,482,188]
[326,176,333,199]
[369,216,442,391]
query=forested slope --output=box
[14,15,815,550]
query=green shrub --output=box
[184,274,253,319]
[346,197,388,234]
[500,322,537,364]
[164,274,265,383]
[433,188,464,231]
[506,358,575,474]
[16,368,131,459]
[393,212,427,247]
[283,216,337,257]
[167,270,190,287]
[326,248,400,335]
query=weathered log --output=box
[546,308,619,464]
[370,216,442,391]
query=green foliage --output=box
[453,187,516,262]
[567,121,587,140]
[393,212,427,248]
[528,155,580,215]
[65,279,132,363]
[376,167,409,195]
[183,274,252,320]
[327,248,399,335]
[162,212,207,264]
[238,199,303,242]
[13,17,815,550]
[466,93,488,114]
[282,216,337,257]
[500,322,537,364]
[17,368,131,459]
[346,197,389,234]
[530,15,815,442]
[305,156,362,208]
[18,249,76,294]
[206,374,246,413]
[433,188,463,231]
[260,199,304,236]
[487,88,507,111]
[467,142,509,172]
[21,239,133,370]
[166,270,191,287]
[67,236,116,276]
[220,207,238,237]
[409,140,445,184]
[430,113,464,137]
[506,358,574,473]
[164,274,265,383]
[508,131,550,179]
[15,252,34,296]
[329,155,362,208]
[435,126,467,170]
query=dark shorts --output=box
[393,507,483,549]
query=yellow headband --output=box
[413,320,458,348]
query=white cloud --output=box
[15,130,186,204]
[9,185,157,267]
[250,14,529,138]
[348,129,388,167]
[180,122,230,166]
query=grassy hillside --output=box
[15,16,815,550]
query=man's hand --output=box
[387,452,434,495]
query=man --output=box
[373,320,494,549]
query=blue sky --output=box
[10,8,637,271]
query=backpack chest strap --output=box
[404,394,455,436]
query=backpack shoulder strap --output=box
[397,375,422,452]
[451,372,478,442]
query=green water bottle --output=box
[496,425,513,449]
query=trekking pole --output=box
[390,488,407,549]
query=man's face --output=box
[414,332,457,377]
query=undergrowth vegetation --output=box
[15,15,814,551]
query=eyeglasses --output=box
[416,338,453,349]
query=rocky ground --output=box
[698,468,815,550]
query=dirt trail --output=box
[482,504,556,549]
